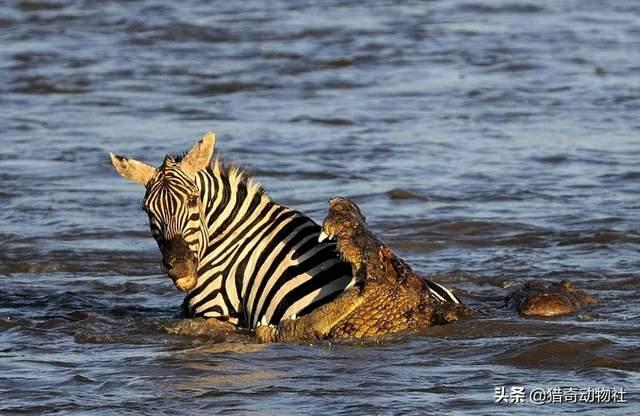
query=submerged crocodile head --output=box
[505,280,594,317]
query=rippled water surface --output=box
[1,0,639,414]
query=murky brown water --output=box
[1,0,639,414]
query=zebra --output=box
[110,132,460,329]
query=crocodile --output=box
[255,197,474,342]
[256,197,595,342]
[505,280,594,317]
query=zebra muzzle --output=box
[162,238,198,292]
[173,274,197,292]
[162,260,198,292]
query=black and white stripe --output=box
[424,280,461,304]
[143,154,460,329]
[145,157,354,328]
[144,158,209,262]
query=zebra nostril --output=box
[164,255,178,269]
[162,250,197,276]
[162,259,172,271]
[162,237,193,266]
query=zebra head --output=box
[110,132,216,292]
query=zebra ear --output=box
[110,153,156,186]
[179,131,216,178]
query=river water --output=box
[1,0,639,414]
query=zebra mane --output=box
[173,151,265,196]
[210,157,266,196]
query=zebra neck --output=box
[197,160,274,249]
[188,161,304,322]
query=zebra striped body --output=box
[181,160,354,327]
[110,132,460,331]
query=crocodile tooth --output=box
[289,313,297,320]
[318,231,330,242]
[260,315,268,326]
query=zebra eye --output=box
[187,194,199,207]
